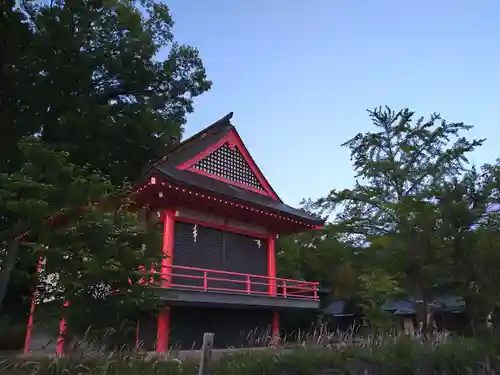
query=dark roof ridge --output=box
[149,112,234,167]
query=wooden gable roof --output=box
[147,113,324,226]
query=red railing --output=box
[145,265,318,301]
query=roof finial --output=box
[223,112,234,122]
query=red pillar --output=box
[157,209,175,353]
[156,308,170,353]
[24,257,43,353]
[268,234,280,345]
[267,234,276,296]
[272,311,280,345]
[56,301,69,356]
[161,209,175,287]
[56,317,67,356]
[24,295,36,353]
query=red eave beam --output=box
[148,177,319,232]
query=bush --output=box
[2,334,500,374]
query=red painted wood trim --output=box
[156,308,170,353]
[24,257,43,353]
[162,209,175,287]
[175,215,268,239]
[267,235,277,296]
[175,130,280,201]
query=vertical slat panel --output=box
[223,232,268,293]
[172,222,224,289]
[172,222,268,293]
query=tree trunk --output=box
[0,240,20,312]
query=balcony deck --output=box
[147,265,320,310]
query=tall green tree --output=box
[313,107,484,330]
[1,0,211,186]
[1,0,209,343]
[0,138,161,343]
[434,161,500,334]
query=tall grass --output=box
[4,329,500,374]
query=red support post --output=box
[56,302,69,356]
[24,295,36,353]
[246,275,251,294]
[157,208,175,353]
[162,209,175,287]
[271,311,280,346]
[24,257,43,353]
[156,308,170,353]
[56,317,66,356]
[267,234,277,296]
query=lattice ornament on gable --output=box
[191,143,265,191]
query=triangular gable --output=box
[176,129,280,201]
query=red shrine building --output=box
[24,112,325,353]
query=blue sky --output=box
[164,0,499,206]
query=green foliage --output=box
[0,137,112,230]
[0,137,115,318]
[434,162,500,334]
[37,204,162,337]
[0,137,161,335]
[2,0,211,185]
[281,107,500,332]
[321,107,485,322]
[277,227,360,300]
[1,0,210,340]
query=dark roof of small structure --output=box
[382,296,465,315]
[323,300,355,317]
[147,113,325,226]
[322,296,466,318]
